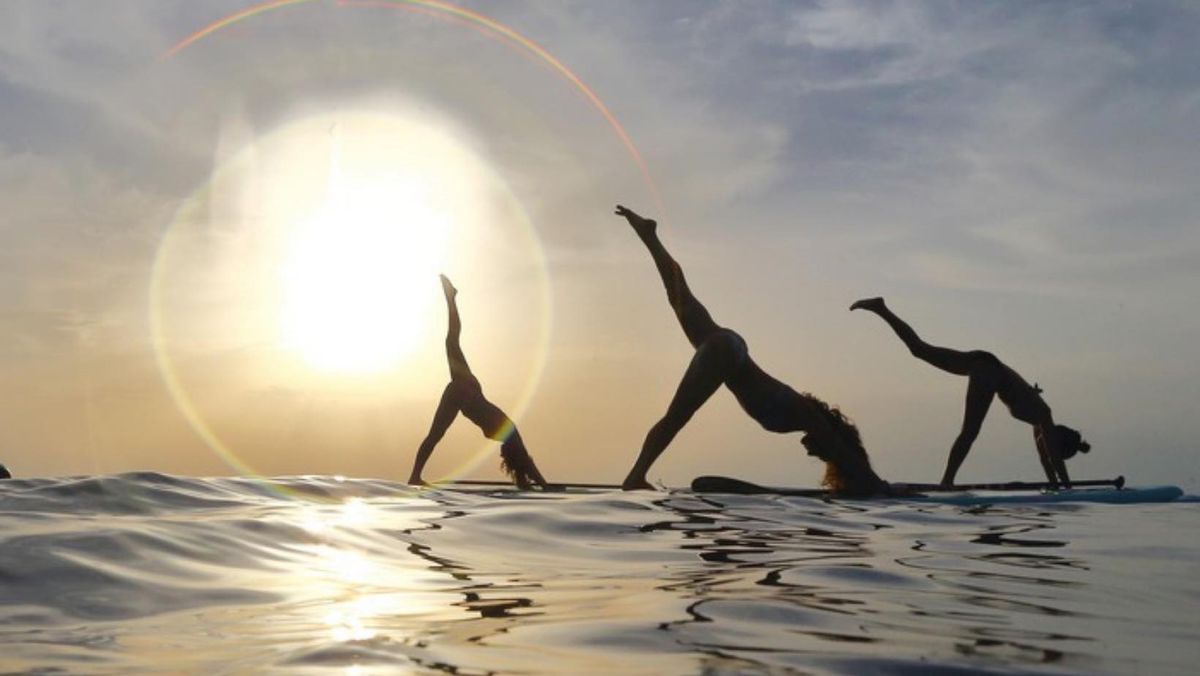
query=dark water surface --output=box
[1,473,1196,674]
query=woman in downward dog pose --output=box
[614,205,890,496]
[409,275,549,489]
[850,297,1089,488]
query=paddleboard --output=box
[426,480,619,493]
[912,485,1183,505]
[690,475,1184,504]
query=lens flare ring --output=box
[152,111,550,482]
[157,0,660,482]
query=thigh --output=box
[676,289,722,349]
[424,383,464,437]
[917,344,977,376]
[663,333,742,421]
[959,375,996,438]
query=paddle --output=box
[430,479,624,492]
[898,476,1125,493]
[689,476,828,497]
[691,474,1126,496]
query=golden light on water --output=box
[323,608,376,642]
[301,496,371,535]
[292,498,459,648]
[317,546,373,584]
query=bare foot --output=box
[439,274,457,299]
[621,477,655,490]
[850,297,886,313]
[615,204,656,240]
[408,475,429,487]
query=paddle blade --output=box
[691,475,770,494]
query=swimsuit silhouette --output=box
[614,205,889,496]
[409,275,548,489]
[851,297,1089,487]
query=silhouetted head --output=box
[499,435,542,489]
[1056,425,1091,460]
[799,396,883,496]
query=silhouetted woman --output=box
[614,205,889,496]
[850,297,1089,488]
[409,275,548,489]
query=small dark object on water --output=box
[0,464,10,479]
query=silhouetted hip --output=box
[704,329,799,434]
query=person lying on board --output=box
[614,205,891,497]
[409,275,549,489]
[850,297,1089,489]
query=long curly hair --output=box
[799,393,881,496]
[499,436,540,489]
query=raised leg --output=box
[851,297,974,376]
[940,376,995,487]
[410,383,463,485]
[616,205,720,348]
[622,334,741,489]
[441,274,473,382]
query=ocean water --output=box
[1,474,1197,675]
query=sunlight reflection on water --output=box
[0,474,1196,674]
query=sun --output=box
[279,157,449,373]
[262,110,483,374]
[150,102,554,474]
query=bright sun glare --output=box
[151,104,549,474]
[262,110,484,373]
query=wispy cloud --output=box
[0,1,1197,486]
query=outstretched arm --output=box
[614,204,719,348]
[1035,444,1059,487]
[1035,428,1071,488]
[1052,455,1072,488]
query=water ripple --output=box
[0,474,1195,674]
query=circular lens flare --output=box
[157,0,665,481]
[152,106,551,479]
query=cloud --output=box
[0,1,1197,486]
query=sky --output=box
[0,0,1197,491]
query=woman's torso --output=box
[970,351,1051,424]
[718,332,803,433]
